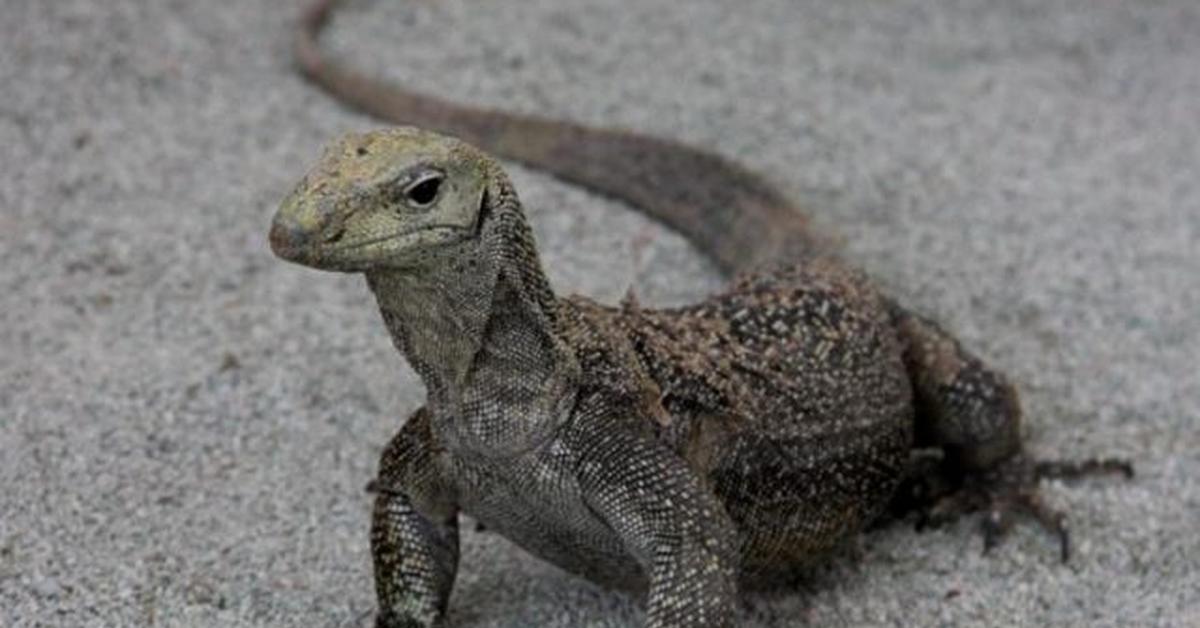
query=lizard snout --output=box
[268,213,311,261]
[269,189,335,266]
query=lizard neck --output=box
[366,176,580,455]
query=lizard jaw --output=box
[269,213,475,272]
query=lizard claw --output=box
[895,452,1132,562]
[980,455,1130,562]
[1034,458,1134,481]
[981,488,1069,562]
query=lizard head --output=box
[270,127,491,272]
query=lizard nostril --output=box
[324,226,346,244]
[269,216,309,258]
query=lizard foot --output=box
[895,453,1132,562]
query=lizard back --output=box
[561,258,913,575]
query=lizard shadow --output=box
[443,521,643,628]
[438,516,916,627]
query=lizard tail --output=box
[296,0,830,275]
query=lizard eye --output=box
[403,173,443,208]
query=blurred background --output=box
[2,1,1197,626]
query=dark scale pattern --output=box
[559,259,915,577]
[272,127,1083,628]
[890,308,1023,471]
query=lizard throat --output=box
[364,205,579,441]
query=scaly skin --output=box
[269,128,1128,627]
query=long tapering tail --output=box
[296,0,829,275]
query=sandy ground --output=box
[2,0,1197,626]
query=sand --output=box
[2,1,1197,625]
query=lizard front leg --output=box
[370,408,459,628]
[568,417,738,628]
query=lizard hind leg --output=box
[888,305,1133,561]
[890,305,1025,472]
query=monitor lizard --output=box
[270,1,1132,626]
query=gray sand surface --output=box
[2,0,1197,626]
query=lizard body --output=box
[271,2,1131,626]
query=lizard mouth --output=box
[272,221,472,271]
[333,224,473,253]
[271,185,488,270]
